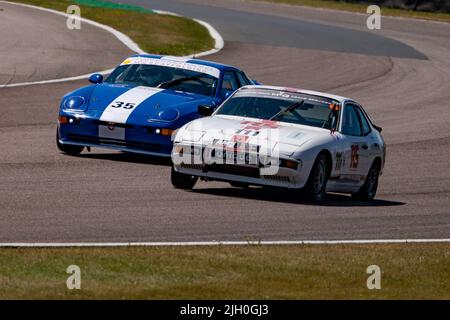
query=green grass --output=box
[1,244,449,299]
[8,0,214,56]
[255,0,450,23]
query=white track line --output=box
[0,1,224,88]
[152,10,224,58]
[1,239,450,248]
[190,18,225,58]
[1,68,116,88]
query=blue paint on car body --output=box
[57,54,257,157]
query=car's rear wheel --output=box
[302,154,328,203]
[171,167,198,190]
[56,129,84,155]
[352,162,380,202]
[229,181,250,188]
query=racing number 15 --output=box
[111,101,136,110]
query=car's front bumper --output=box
[172,143,307,189]
[58,113,174,157]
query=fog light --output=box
[173,145,184,155]
[58,116,69,124]
[282,159,299,170]
[155,128,174,136]
[161,129,174,136]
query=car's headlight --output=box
[182,131,206,142]
[148,109,180,122]
[63,96,86,111]
[281,158,302,170]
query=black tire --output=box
[56,129,84,155]
[352,162,380,202]
[302,154,329,203]
[229,181,250,188]
[171,167,198,190]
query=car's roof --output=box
[131,54,237,71]
[240,85,350,103]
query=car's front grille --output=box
[202,164,260,178]
[92,120,133,129]
[180,163,203,170]
[262,175,291,183]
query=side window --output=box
[221,71,240,98]
[235,71,250,87]
[341,104,362,136]
[356,106,371,135]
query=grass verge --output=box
[255,0,450,23]
[0,244,449,299]
[6,0,214,56]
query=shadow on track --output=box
[65,152,404,207]
[192,186,405,207]
[73,152,172,166]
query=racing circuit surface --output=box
[0,0,449,242]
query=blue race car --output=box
[57,54,256,156]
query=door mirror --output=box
[373,124,382,132]
[89,73,103,84]
[198,105,214,117]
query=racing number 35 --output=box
[111,101,136,110]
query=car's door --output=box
[339,103,372,188]
[235,70,252,87]
[354,104,384,172]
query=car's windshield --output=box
[105,64,218,97]
[215,88,339,129]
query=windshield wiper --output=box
[157,75,205,89]
[269,100,304,121]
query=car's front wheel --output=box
[56,129,84,155]
[352,161,380,202]
[302,154,329,203]
[171,167,198,190]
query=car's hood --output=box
[178,115,333,155]
[87,84,212,121]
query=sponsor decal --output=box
[240,120,278,130]
[235,88,335,106]
[120,57,220,78]
[228,120,278,152]
[335,151,344,171]
[351,144,359,169]
[160,56,190,62]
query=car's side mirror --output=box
[198,105,214,117]
[89,73,103,84]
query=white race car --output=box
[171,85,385,203]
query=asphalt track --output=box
[0,0,449,242]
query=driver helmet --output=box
[138,66,164,85]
